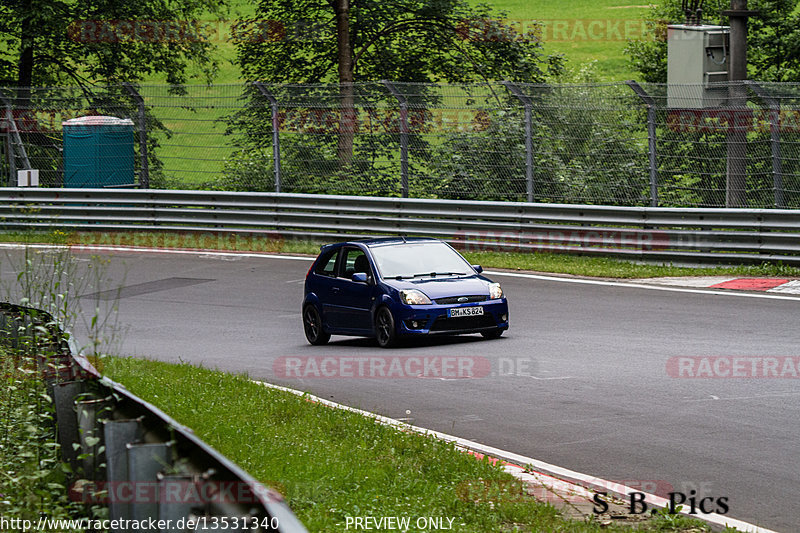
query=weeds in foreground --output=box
[0,348,86,525]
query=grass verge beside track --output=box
[3,230,800,279]
[103,356,717,532]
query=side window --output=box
[339,247,370,279]
[314,250,337,277]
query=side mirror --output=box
[471,264,483,274]
[352,272,369,283]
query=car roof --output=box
[318,237,441,253]
[360,237,439,248]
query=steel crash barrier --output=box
[0,303,308,533]
[1,188,800,265]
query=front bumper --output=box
[394,299,509,336]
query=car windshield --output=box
[369,241,473,279]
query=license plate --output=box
[448,306,484,318]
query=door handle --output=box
[332,287,340,293]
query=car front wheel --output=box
[374,307,397,348]
[303,305,330,345]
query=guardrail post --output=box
[254,82,282,193]
[127,441,173,523]
[746,81,784,208]
[382,81,409,198]
[105,419,144,528]
[122,83,150,189]
[626,81,659,207]
[76,395,113,481]
[502,81,534,203]
[0,88,32,186]
[53,380,89,472]
[158,473,200,531]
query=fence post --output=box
[122,83,150,189]
[382,81,409,198]
[746,81,784,208]
[253,82,282,193]
[0,88,32,186]
[501,81,534,203]
[5,131,15,187]
[626,81,659,207]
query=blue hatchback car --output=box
[302,237,509,347]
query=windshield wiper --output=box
[412,271,466,278]
[393,271,467,280]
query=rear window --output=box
[314,250,337,277]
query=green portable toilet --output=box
[62,116,135,188]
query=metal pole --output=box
[626,81,659,206]
[502,81,534,202]
[722,0,757,207]
[122,83,150,189]
[746,81,783,207]
[6,132,16,187]
[382,80,409,198]
[254,82,282,193]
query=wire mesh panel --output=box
[0,85,146,187]
[644,81,800,208]
[2,81,800,208]
[135,84,248,189]
[227,82,402,195]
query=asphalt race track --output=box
[3,247,797,531]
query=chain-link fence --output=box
[2,81,800,207]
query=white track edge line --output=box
[252,380,779,533]
[1,242,797,302]
[484,270,800,302]
[0,243,314,261]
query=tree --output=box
[233,0,563,168]
[0,0,226,187]
[0,0,226,95]
[624,0,800,82]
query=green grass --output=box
[151,0,650,85]
[4,229,800,280]
[102,356,715,532]
[472,0,651,81]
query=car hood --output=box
[382,275,492,299]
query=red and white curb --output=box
[633,276,800,294]
[253,380,779,533]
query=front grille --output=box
[434,295,487,305]
[430,314,496,332]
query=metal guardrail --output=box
[0,303,308,533]
[1,188,800,265]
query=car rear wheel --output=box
[303,305,330,345]
[375,307,397,348]
[481,328,504,340]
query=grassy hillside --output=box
[148,0,652,85]
[477,0,651,81]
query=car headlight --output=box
[488,283,504,300]
[400,289,432,305]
